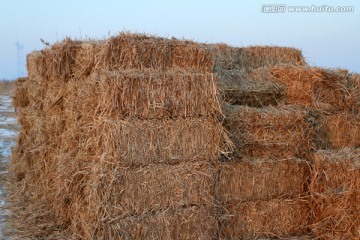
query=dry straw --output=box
[210,44,306,71]
[7,33,231,239]
[224,105,314,159]
[83,161,216,219]
[90,69,221,119]
[220,198,311,240]
[216,69,286,107]
[78,206,218,240]
[97,118,227,166]
[248,66,359,113]
[219,158,311,203]
[310,149,360,240]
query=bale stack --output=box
[212,45,306,107]
[7,33,229,239]
[215,46,314,239]
[229,54,360,239]
[247,65,360,238]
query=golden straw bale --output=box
[97,32,213,73]
[90,69,220,118]
[74,205,217,240]
[249,66,358,113]
[217,69,286,107]
[97,118,226,166]
[210,44,306,71]
[224,105,314,159]
[221,198,311,240]
[219,159,310,202]
[310,149,360,240]
[83,161,216,220]
[241,46,306,69]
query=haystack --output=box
[220,198,311,240]
[223,105,314,159]
[7,33,228,239]
[310,149,360,239]
[219,158,310,202]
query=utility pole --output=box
[15,42,25,78]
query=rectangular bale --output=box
[248,66,358,113]
[85,161,216,219]
[97,33,213,73]
[241,46,306,70]
[310,149,360,240]
[216,69,286,107]
[90,69,220,118]
[221,198,311,240]
[75,205,218,240]
[210,44,305,71]
[98,118,226,166]
[224,105,314,159]
[219,158,310,202]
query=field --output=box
[0,81,17,238]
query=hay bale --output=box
[313,113,360,149]
[224,105,314,159]
[75,206,218,240]
[217,69,286,107]
[241,46,306,70]
[219,159,310,202]
[310,149,360,239]
[220,198,311,240]
[97,33,213,73]
[210,44,306,71]
[97,118,226,166]
[29,33,214,82]
[90,69,220,118]
[84,161,216,219]
[248,66,358,113]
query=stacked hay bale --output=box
[8,34,229,239]
[244,65,360,239]
[214,46,314,239]
[8,33,360,239]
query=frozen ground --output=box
[0,94,18,238]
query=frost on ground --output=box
[0,94,18,238]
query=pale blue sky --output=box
[1,0,359,79]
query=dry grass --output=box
[309,149,360,240]
[248,66,359,113]
[219,158,311,203]
[224,105,314,159]
[220,198,311,240]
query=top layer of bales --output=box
[210,44,306,71]
[27,33,214,81]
